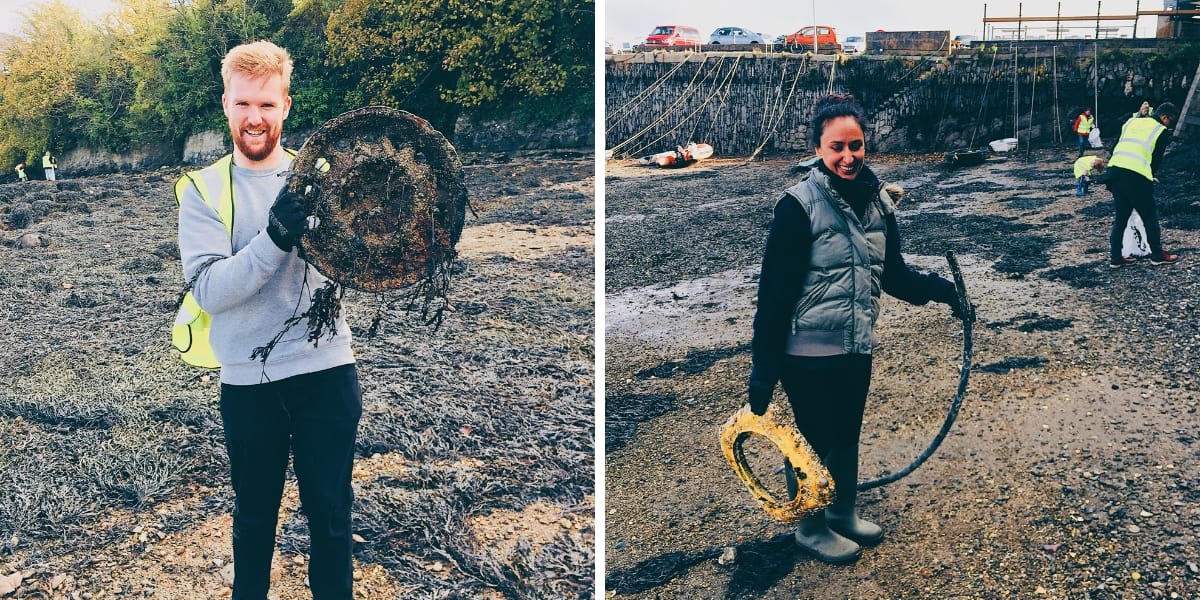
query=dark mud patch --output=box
[900,212,1035,257]
[1077,199,1112,219]
[1041,263,1107,288]
[975,356,1050,374]
[607,533,820,598]
[986,313,1073,332]
[606,392,677,453]
[991,235,1055,275]
[1043,213,1073,223]
[635,344,749,380]
[607,547,723,595]
[1005,196,1054,211]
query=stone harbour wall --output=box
[605,40,1200,157]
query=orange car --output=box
[784,25,838,47]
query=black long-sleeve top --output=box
[748,162,957,393]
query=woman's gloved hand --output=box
[951,296,976,324]
[747,381,773,416]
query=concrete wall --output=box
[606,41,1199,157]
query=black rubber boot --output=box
[784,459,862,564]
[822,447,884,546]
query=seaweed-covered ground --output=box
[0,150,594,599]
[605,146,1200,598]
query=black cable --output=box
[859,250,974,491]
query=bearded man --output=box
[175,40,361,600]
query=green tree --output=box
[276,0,351,131]
[0,1,91,160]
[143,0,282,145]
[325,0,594,135]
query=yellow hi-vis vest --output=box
[1076,115,1094,134]
[1108,118,1165,181]
[170,150,300,368]
[1073,155,1101,179]
[42,154,55,169]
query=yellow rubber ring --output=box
[719,404,835,522]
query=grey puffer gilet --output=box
[782,164,896,356]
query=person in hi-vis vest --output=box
[1073,108,1094,157]
[1107,102,1181,268]
[41,151,56,181]
[176,40,360,599]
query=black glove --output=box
[951,296,976,324]
[747,382,773,416]
[267,190,307,251]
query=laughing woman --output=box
[747,93,968,564]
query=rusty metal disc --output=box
[287,106,467,292]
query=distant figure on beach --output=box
[13,162,27,182]
[1073,155,1105,196]
[1073,108,1094,157]
[747,93,970,565]
[42,151,56,181]
[1107,102,1180,268]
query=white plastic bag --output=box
[1088,128,1103,148]
[1123,209,1151,258]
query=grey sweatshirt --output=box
[177,155,354,385]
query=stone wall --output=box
[606,40,1199,157]
[56,110,592,176]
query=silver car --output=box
[709,27,766,45]
[842,35,865,54]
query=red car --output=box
[644,25,703,47]
[784,25,838,47]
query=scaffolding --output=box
[981,1,1200,41]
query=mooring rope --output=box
[618,54,729,158]
[682,54,743,146]
[745,55,809,162]
[606,52,698,136]
[858,250,973,491]
[968,46,1001,151]
[609,54,715,157]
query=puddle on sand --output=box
[605,267,759,351]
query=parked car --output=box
[708,26,766,45]
[644,25,703,47]
[784,25,838,47]
[842,35,865,54]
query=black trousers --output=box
[779,353,872,483]
[1108,169,1163,261]
[220,363,362,600]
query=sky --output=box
[604,0,1169,46]
[0,0,117,38]
[0,1,1172,44]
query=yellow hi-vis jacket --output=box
[171,150,300,368]
[1073,156,1102,179]
[42,153,55,169]
[1075,114,1094,134]
[1108,118,1166,182]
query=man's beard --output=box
[230,124,280,162]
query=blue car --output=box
[709,26,766,46]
